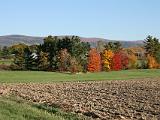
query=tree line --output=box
[10,36,90,73]
[0,35,160,73]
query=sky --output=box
[0,0,160,40]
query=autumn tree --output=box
[69,57,80,73]
[57,49,71,72]
[126,49,137,69]
[37,51,49,71]
[144,35,160,68]
[87,48,101,72]
[111,51,129,71]
[147,54,158,69]
[112,52,122,71]
[121,51,129,70]
[102,49,114,71]
[10,44,38,70]
[58,36,90,72]
[41,35,90,71]
[57,49,82,73]
[10,44,28,70]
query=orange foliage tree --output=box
[147,54,158,69]
[124,49,138,69]
[128,54,137,69]
[102,50,114,71]
[87,48,101,72]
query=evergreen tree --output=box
[1,46,9,59]
[104,41,122,52]
[23,47,36,70]
[41,36,59,70]
[144,35,160,56]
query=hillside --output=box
[0,35,144,48]
[0,35,43,46]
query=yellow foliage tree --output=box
[102,50,114,71]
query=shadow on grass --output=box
[32,103,88,120]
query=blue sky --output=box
[0,0,160,40]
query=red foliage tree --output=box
[87,48,101,72]
[112,51,129,71]
[121,51,129,69]
[112,52,122,71]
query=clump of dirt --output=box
[0,85,10,95]
[1,78,160,120]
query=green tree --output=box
[41,35,90,71]
[104,41,122,52]
[41,36,59,70]
[23,47,37,70]
[144,35,160,56]
[97,40,105,52]
[37,51,49,71]
[144,35,160,65]
[1,46,10,59]
[155,50,160,64]
[10,44,27,70]
[113,41,122,52]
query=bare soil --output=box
[0,78,160,120]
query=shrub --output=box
[136,60,148,69]
[10,64,23,70]
[0,64,11,70]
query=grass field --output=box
[0,69,160,83]
[0,69,160,120]
[0,96,85,120]
[0,97,65,120]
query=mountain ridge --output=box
[0,35,144,48]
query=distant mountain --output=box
[0,35,144,48]
[0,35,44,46]
[80,37,144,48]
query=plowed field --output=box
[0,78,160,120]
